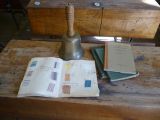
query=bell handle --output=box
[66,3,75,37]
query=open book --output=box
[18,57,99,97]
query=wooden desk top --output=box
[0,40,160,120]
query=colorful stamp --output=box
[26,71,33,77]
[51,72,57,81]
[62,85,71,94]
[85,80,91,87]
[54,62,58,68]
[22,80,30,86]
[65,63,71,71]
[47,83,55,93]
[30,61,37,67]
[65,74,70,81]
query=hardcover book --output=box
[91,42,139,81]
[91,47,108,79]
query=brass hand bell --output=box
[59,4,84,60]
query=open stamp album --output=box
[18,57,99,97]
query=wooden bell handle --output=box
[66,4,75,37]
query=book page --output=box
[18,57,63,97]
[59,60,99,97]
[105,42,136,73]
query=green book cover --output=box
[91,47,108,79]
[91,47,139,82]
[94,47,104,65]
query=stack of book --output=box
[91,42,139,82]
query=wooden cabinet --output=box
[27,0,160,38]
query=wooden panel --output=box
[75,8,101,35]
[100,9,160,38]
[0,97,160,120]
[27,0,160,38]
[28,8,67,35]
[28,8,101,35]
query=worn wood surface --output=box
[0,40,160,120]
[101,9,160,38]
[27,0,160,38]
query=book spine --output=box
[104,42,108,70]
[91,48,108,79]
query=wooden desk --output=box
[0,40,160,120]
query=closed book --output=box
[91,42,139,82]
[91,47,108,79]
[104,42,139,81]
